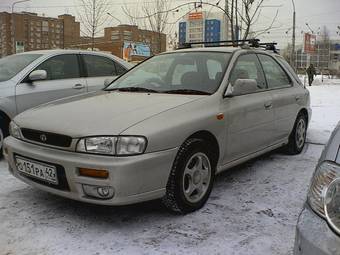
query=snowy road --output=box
[1,85,340,255]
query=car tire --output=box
[285,113,307,155]
[162,138,216,214]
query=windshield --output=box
[0,54,42,82]
[106,52,231,95]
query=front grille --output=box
[21,128,72,148]
[15,154,70,191]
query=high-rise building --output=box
[0,12,80,57]
[178,11,231,45]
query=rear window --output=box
[0,54,42,82]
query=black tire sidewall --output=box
[172,139,216,212]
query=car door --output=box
[81,54,127,92]
[221,53,275,164]
[16,54,86,113]
[257,54,301,142]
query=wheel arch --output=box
[0,110,11,135]
[185,130,220,168]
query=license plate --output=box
[15,156,58,185]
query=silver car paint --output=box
[294,122,340,255]
[4,48,311,205]
[0,50,131,118]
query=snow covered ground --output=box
[1,83,340,255]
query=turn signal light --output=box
[79,168,109,179]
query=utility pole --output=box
[11,0,30,55]
[291,0,296,69]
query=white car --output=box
[0,49,132,154]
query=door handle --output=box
[295,96,302,101]
[264,102,272,110]
[73,84,85,90]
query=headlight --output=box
[308,161,340,217]
[324,178,340,235]
[76,136,147,156]
[116,136,147,155]
[9,121,22,139]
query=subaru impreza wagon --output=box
[3,42,311,214]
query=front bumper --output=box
[294,205,340,255]
[3,136,178,205]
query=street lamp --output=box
[291,0,296,69]
[11,0,30,54]
[107,12,122,25]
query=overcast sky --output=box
[1,0,340,49]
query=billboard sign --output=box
[188,12,203,20]
[123,42,151,61]
[303,33,316,54]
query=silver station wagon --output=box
[3,40,311,214]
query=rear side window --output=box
[36,54,80,80]
[276,56,302,85]
[83,55,117,77]
[115,63,127,76]
[229,54,267,90]
[258,54,291,89]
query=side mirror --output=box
[104,77,116,87]
[29,70,47,82]
[225,79,258,97]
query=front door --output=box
[221,53,275,164]
[16,54,86,113]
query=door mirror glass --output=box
[29,70,47,82]
[226,79,258,97]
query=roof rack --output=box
[178,39,278,53]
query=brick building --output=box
[0,12,80,57]
[76,24,166,62]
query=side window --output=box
[83,55,117,77]
[36,54,80,80]
[276,56,302,85]
[230,54,267,90]
[114,63,127,76]
[258,54,292,89]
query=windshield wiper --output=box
[164,89,211,95]
[108,87,159,93]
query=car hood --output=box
[14,91,204,137]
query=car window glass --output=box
[172,63,197,85]
[0,54,42,82]
[276,56,302,85]
[230,54,266,90]
[207,59,223,80]
[35,54,80,80]
[83,55,117,77]
[107,52,231,95]
[258,54,292,88]
[114,63,127,76]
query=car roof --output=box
[163,46,279,56]
[18,49,114,56]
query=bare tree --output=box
[122,0,171,54]
[77,0,110,50]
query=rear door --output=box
[81,54,127,92]
[16,54,86,113]
[222,53,275,164]
[257,54,301,142]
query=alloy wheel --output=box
[182,152,211,204]
[295,118,306,149]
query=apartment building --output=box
[77,24,166,62]
[0,12,80,57]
